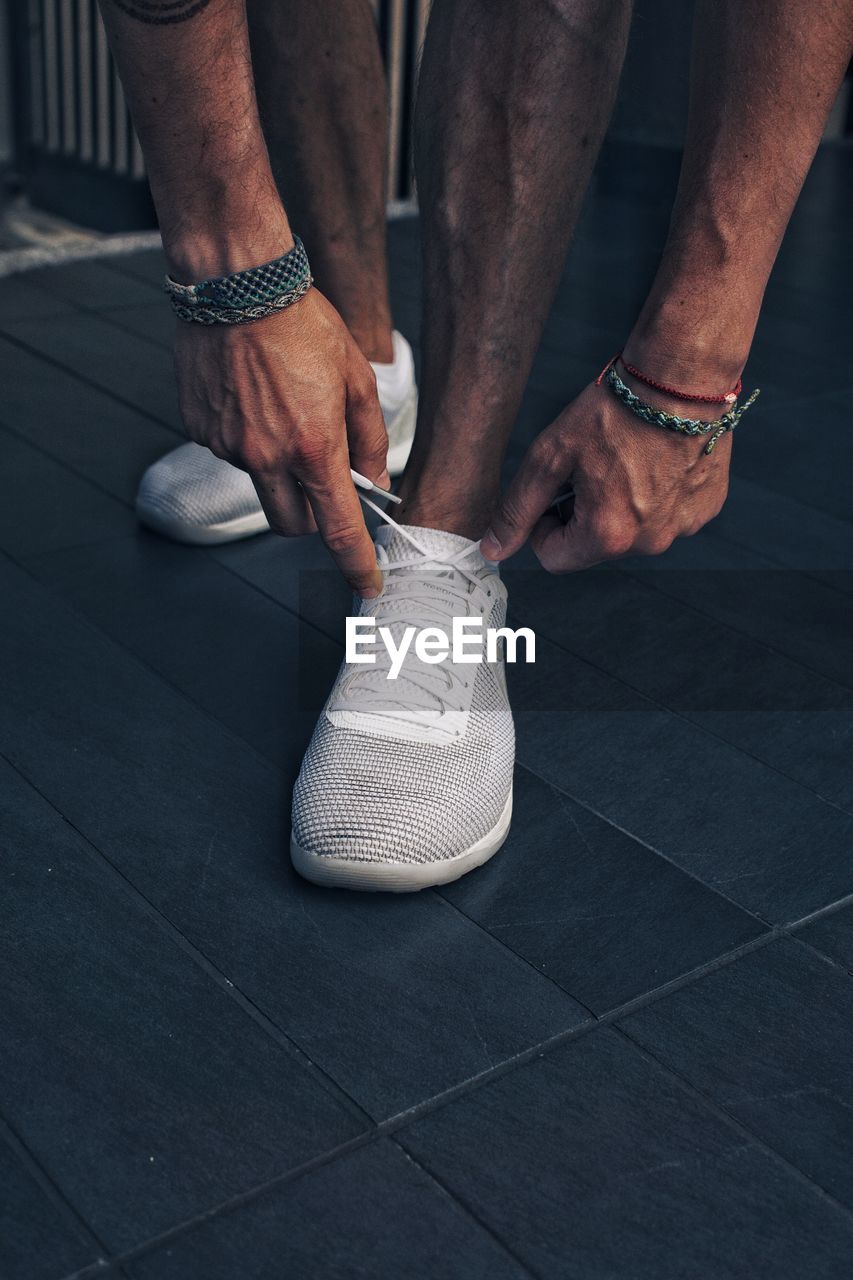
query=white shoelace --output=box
[328,496,496,725]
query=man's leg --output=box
[247,0,394,363]
[484,0,853,571]
[395,0,634,537]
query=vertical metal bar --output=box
[42,0,61,152]
[59,0,76,154]
[77,0,94,162]
[26,0,46,147]
[94,6,110,166]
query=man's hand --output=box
[480,378,731,571]
[175,288,388,597]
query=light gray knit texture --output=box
[292,531,514,866]
[136,442,261,528]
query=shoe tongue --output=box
[374,523,485,567]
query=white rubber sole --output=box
[291,788,513,893]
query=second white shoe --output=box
[291,521,515,892]
[136,330,417,545]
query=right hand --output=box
[174,287,388,598]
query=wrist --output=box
[162,188,294,284]
[625,245,767,390]
[624,288,757,393]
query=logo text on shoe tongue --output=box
[346,616,535,679]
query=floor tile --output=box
[103,250,168,289]
[796,903,853,972]
[0,1139,100,1280]
[732,389,852,522]
[442,766,765,1013]
[619,543,853,696]
[505,562,853,812]
[127,1140,527,1280]
[102,302,174,350]
[25,259,161,311]
[709,474,853,597]
[27,534,340,777]
[1,312,182,430]
[0,558,586,1121]
[0,275,74,323]
[399,1026,853,1279]
[0,755,361,1253]
[620,938,853,1209]
[0,426,135,557]
[512,634,853,922]
[0,333,178,504]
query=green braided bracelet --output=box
[604,365,760,454]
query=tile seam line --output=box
[390,1140,543,1280]
[617,563,853,699]
[613,1026,853,1227]
[0,1111,112,1269]
[55,931,786,1273]
[0,743,373,1130]
[0,329,185,440]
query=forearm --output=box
[97,0,292,279]
[625,0,853,385]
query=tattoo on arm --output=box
[108,0,212,24]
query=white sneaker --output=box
[136,330,417,546]
[290,519,515,892]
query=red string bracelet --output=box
[595,353,742,405]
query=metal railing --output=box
[12,0,430,230]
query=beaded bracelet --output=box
[602,365,760,454]
[164,237,313,325]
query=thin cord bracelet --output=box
[602,365,760,454]
[596,353,742,405]
[164,237,313,325]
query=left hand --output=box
[480,378,732,571]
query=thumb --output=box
[481,435,569,561]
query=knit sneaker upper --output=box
[291,525,514,865]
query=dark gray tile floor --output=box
[1,142,851,1278]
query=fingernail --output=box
[480,530,501,558]
[379,470,392,490]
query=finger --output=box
[297,441,383,599]
[251,468,317,537]
[530,509,633,573]
[481,434,570,561]
[346,354,391,489]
